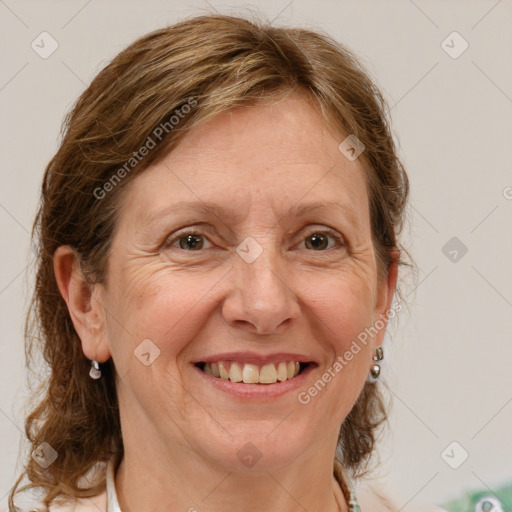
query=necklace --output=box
[333,462,361,512]
[348,491,361,512]
[333,476,361,512]
[336,490,361,512]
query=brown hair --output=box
[9,13,409,509]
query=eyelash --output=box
[163,227,345,252]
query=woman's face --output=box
[95,92,395,472]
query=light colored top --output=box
[105,454,121,512]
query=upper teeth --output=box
[203,361,301,384]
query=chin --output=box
[193,421,320,474]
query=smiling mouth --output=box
[195,361,312,384]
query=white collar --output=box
[106,454,122,512]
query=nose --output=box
[221,244,301,335]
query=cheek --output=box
[304,273,377,353]
[302,280,376,419]
[134,279,163,311]
[107,266,219,359]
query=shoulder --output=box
[356,486,448,512]
[9,456,115,512]
[48,457,112,512]
[7,490,107,512]
[47,490,107,512]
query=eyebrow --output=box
[143,200,359,227]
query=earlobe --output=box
[53,246,111,363]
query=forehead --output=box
[121,92,370,228]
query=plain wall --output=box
[1,0,511,509]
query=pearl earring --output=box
[370,346,383,378]
[89,359,101,380]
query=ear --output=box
[372,247,400,347]
[53,245,111,363]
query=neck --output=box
[114,429,349,512]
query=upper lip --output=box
[194,351,316,366]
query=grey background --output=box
[1,0,511,509]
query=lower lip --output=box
[193,364,317,400]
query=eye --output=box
[300,229,344,251]
[165,229,213,251]
[163,227,344,253]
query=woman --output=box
[9,13,412,512]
